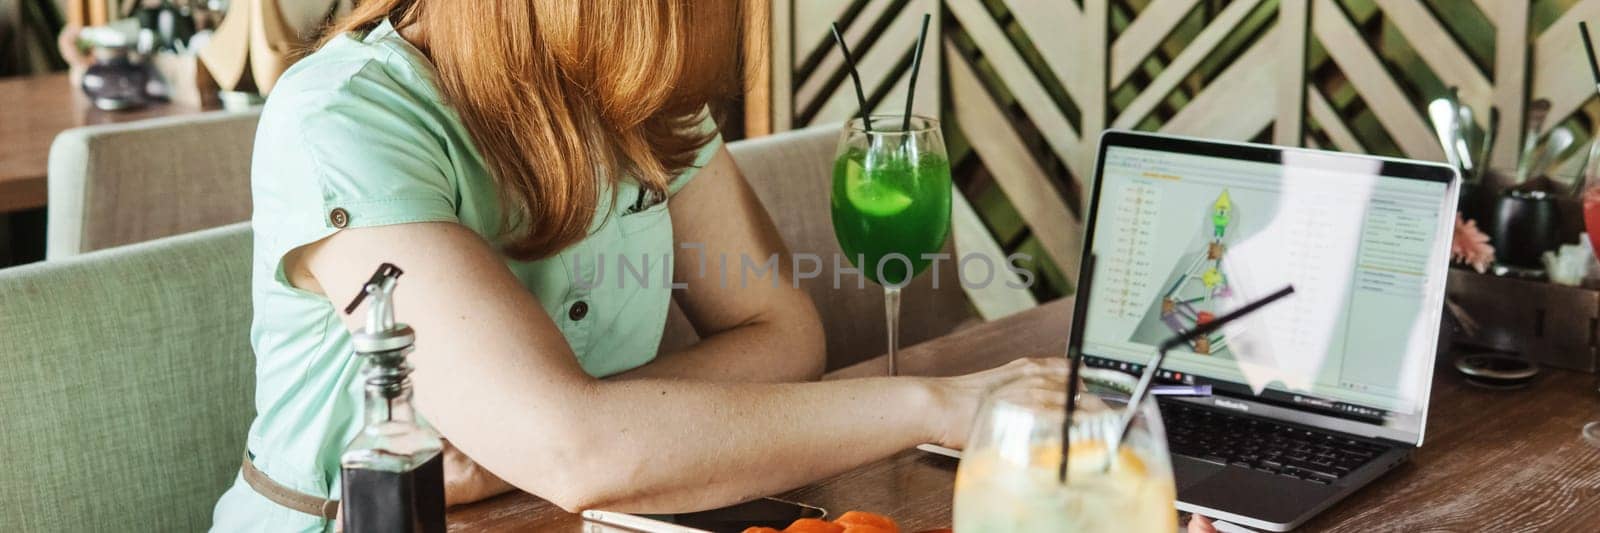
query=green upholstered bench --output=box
[0,222,254,531]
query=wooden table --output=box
[447,298,1600,531]
[0,73,209,213]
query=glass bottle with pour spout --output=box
[340,263,446,533]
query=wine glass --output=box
[830,115,953,376]
[953,368,1178,532]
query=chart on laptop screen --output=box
[1083,145,1451,429]
[1108,183,1250,360]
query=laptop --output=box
[1072,130,1460,530]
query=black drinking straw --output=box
[1581,22,1600,90]
[901,14,932,132]
[830,23,873,132]
[1107,285,1296,469]
[1060,254,1096,483]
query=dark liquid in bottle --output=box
[341,453,446,533]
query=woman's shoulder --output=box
[254,29,460,173]
[250,32,463,240]
[265,35,437,124]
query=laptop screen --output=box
[1079,132,1457,444]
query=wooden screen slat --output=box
[745,0,775,137]
[1377,0,1492,120]
[999,0,1090,118]
[1489,0,1530,169]
[1078,0,1109,177]
[1472,0,1499,22]
[1112,0,1261,130]
[947,0,1083,175]
[1162,28,1279,140]
[948,41,1084,280]
[1532,0,1600,137]
[1110,0,1202,88]
[1308,84,1367,152]
[794,0,897,114]
[952,193,1039,320]
[1313,0,1444,160]
[793,0,856,49]
[1276,0,1311,145]
[772,0,795,131]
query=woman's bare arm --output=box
[611,145,824,383]
[290,221,1064,513]
[440,145,825,503]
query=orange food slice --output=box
[838,527,890,533]
[784,518,845,533]
[833,511,899,533]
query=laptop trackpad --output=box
[1173,456,1225,492]
[1179,464,1338,525]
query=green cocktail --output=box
[830,148,952,285]
[829,115,952,376]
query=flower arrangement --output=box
[1451,213,1494,274]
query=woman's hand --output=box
[1187,515,1218,533]
[925,357,1069,449]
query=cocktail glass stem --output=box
[885,285,902,376]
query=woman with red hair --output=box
[210,2,1068,531]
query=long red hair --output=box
[323,1,763,259]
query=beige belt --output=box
[241,451,340,520]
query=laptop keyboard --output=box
[1159,400,1391,485]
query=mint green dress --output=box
[210,20,720,532]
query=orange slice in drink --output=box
[1054,441,1150,478]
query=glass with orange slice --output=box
[953,368,1177,533]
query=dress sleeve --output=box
[296,82,459,230]
[250,65,460,295]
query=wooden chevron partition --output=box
[760,0,1600,313]
[772,0,943,131]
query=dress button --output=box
[329,208,350,228]
[568,300,589,321]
